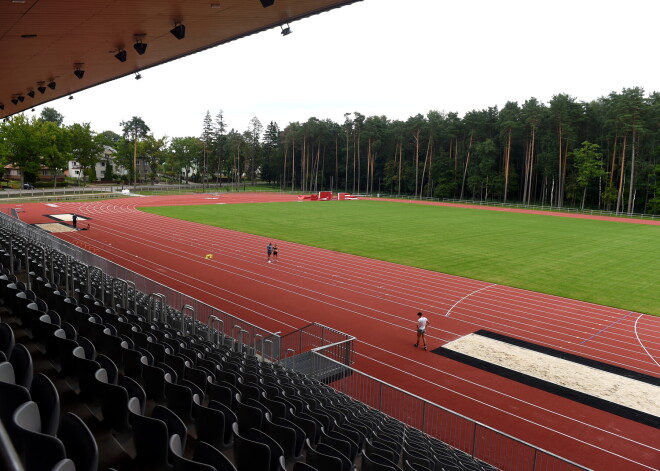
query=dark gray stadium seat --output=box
[29,373,60,436]
[169,434,215,471]
[232,422,274,471]
[12,401,66,471]
[9,343,33,389]
[193,441,238,471]
[128,397,170,471]
[57,412,99,471]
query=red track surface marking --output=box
[5,194,659,471]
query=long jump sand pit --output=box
[435,331,659,427]
[34,223,78,233]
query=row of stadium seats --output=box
[0,227,498,471]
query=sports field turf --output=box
[141,200,660,316]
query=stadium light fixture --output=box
[170,23,185,40]
[133,34,148,54]
[114,49,127,62]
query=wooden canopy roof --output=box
[1,0,360,117]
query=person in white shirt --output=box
[415,312,429,350]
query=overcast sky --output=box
[29,0,659,139]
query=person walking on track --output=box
[272,244,278,263]
[415,312,429,350]
[72,214,78,229]
[267,242,273,263]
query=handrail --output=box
[125,279,137,312]
[253,333,263,360]
[180,304,195,336]
[27,242,47,280]
[89,266,103,301]
[232,325,242,352]
[111,277,128,311]
[148,293,167,324]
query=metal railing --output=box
[291,351,590,471]
[278,322,355,366]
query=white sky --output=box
[28,0,660,139]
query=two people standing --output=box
[267,242,279,263]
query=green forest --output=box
[1,87,659,214]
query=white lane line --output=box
[445,284,496,317]
[634,314,660,369]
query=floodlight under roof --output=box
[74,64,85,79]
[281,24,291,36]
[115,50,127,62]
[170,23,186,40]
[37,83,46,94]
[133,35,148,55]
[27,90,35,98]
[47,80,56,90]
[133,42,147,55]
[260,0,275,7]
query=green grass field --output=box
[141,200,660,316]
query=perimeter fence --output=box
[371,194,659,220]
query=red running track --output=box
[6,193,659,471]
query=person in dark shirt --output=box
[72,214,78,228]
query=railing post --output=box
[207,315,216,342]
[232,325,242,352]
[285,348,295,370]
[379,381,383,411]
[125,280,137,313]
[148,293,167,324]
[180,304,195,336]
[254,334,263,361]
[421,401,426,434]
[264,339,273,362]
[240,329,249,355]
[215,318,225,346]
[24,247,30,290]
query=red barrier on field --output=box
[318,191,332,201]
[338,193,358,200]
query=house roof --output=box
[1,0,360,118]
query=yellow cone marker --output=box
[205,254,214,259]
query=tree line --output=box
[0,87,658,214]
